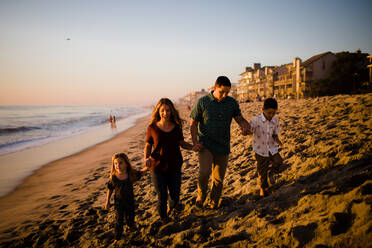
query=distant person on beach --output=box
[249,97,283,197]
[109,115,113,123]
[190,76,251,209]
[111,116,117,129]
[104,152,148,241]
[144,98,195,222]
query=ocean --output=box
[0,105,150,197]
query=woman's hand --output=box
[104,201,110,210]
[145,157,152,168]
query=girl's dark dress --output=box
[106,171,141,240]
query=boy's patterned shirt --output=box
[250,113,280,157]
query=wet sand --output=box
[0,93,371,247]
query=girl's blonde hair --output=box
[150,98,184,128]
[111,152,136,183]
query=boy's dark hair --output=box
[215,76,231,87]
[263,98,278,109]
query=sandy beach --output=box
[0,93,371,247]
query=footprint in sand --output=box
[95,166,106,172]
[239,168,253,177]
[50,195,64,200]
[59,204,68,210]
[84,175,100,184]
[131,156,141,162]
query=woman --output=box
[144,98,194,221]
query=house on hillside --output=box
[237,64,275,102]
[272,59,299,99]
[298,51,337,97]
[237,51,337,99]
[179,89,209,106]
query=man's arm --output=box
[190,119,204,151]
[180,140,193,150]
[234,115,252,135]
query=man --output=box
[190,76,251,209]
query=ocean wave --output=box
[0,105,146,156]
[0,126,42,135]
[0,134,54,153]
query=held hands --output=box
[240,125,252,136]
[145,157,152,168]
[192,142,204,152]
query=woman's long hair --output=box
[111,152,136,183]
[149,98,184,128]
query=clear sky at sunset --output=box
[0,0,371,106]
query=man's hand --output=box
[234,115,252,135]
[241,126,252,135]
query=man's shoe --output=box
[195,200,203,208]
[195,196,205,208]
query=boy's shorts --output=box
[255,152,283,189]
[255,152,283,172]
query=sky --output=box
[0,0,371,106]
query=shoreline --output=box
[0,110,150,198]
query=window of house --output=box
[322,60,326,70]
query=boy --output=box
[250,97,283,197]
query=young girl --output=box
[144,98,195,222]
[104,152,147,240]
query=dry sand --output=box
[0,93,371,248]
